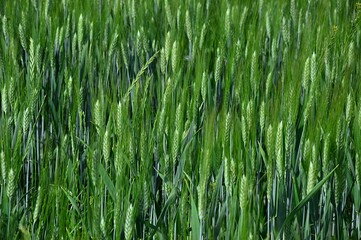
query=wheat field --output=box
[1,0,361,239]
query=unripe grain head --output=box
[7,168,15,199]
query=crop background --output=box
[1,0,361,239]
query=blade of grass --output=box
[277,164,339,239]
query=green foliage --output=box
[1,0,361,239]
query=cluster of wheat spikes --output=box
[0,0,361,239]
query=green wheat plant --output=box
[0,0,361,239]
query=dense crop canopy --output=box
[0,0,361,239]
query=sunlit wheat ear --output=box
[290,0,297,25]
[193,2,201,28]
[260,101,265,132]
[35,42,41,76]
[201,71,207,102]
[336,119,344,154]
[234,39,241,64]
[100,215,106,237]
[271,39,277,60]
[285,115,294,161]
[55,27,60,52]
[172,129,179,165]
[121,41,129,69]
[140,129,147,165]
[7,168,15,200]
[33,187,42,222]
[224,156,231,195]
[165,32,171,63]
[250,51,258,95]
[239,6,248,31]
[175,103,183,131]
[191,37,197,64]
[266,124,274,159]
[168,221,175,240]
[246,100,254,131]
[198,182,206,220]
[313,144,320,172]
[78,86,84,114]
[289,87,298,124]
[171,40,178,73]
[67,76,73,100]
[241,115,247,146]
[225,8,230,39]
[103,129,110,164]
[322,133,330,174]
[276,121,284,181]
[303,139,310,162]
[214,50,222,83]
[1,151,6,182]
[64,15,70,40]
[129,134,134,165]
[160,48,166,74]
[306,158,317,195]
[348,41,354,67]
[158,78,172,135]
[335,119,346,204]
[265,11,271,38]
[224,112,231,148]
[164,0,172,26]
[345,93,353,127]
[136,31,142,55]
[19,24,27,51]
[297,9,302,44]
[1,86,7,114]
[230,158,236,185]
[23,107,30,135]
[2,15,9,44]
[88,151,97,185]
[124,204,134,240]
[142,180,150,213]
[158,108,165,137]
[163,155,171,195]
[72,33,77,58]
[115,141,123,175]
[176,6,181,30]
[130,0,137,25]
[179,192,188,223]
[8,77,14,109]
[310,52,316,85]
[108,31,119,59]
[303,95,313,124]
[20,10,26,33]
[30,39,37,83]
[94,100,102,135]
[78,14,83,52]
[276,148,284,182]
[265,71,273,98]
[199,24,206,49]
[30,88,39,116]
[113,193,121,236]
[239,175,248,211]
[335,168,345,206]
[266,155,274,202]
[117,101,123,138]
[88,21,94,45]
[302,57,310,91]
[356,154,361,185]
[185,10,192,42]
[282,17,290,45]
